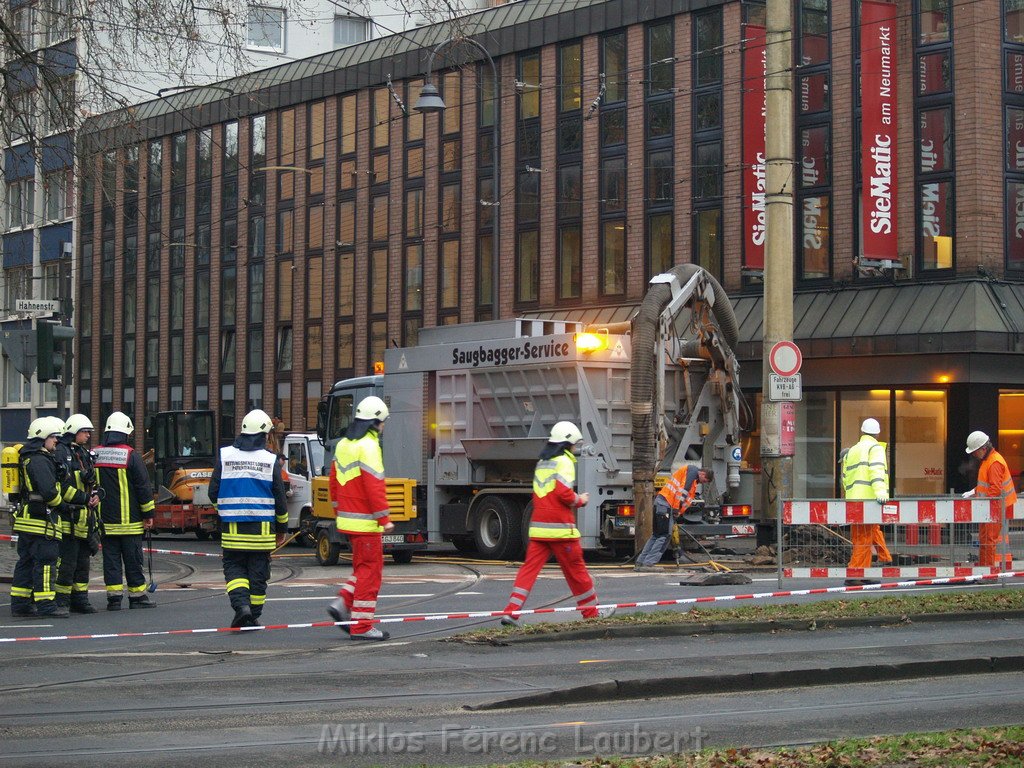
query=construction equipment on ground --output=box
[148,410,219,540]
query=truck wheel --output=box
[473,496,524,560]
[391,550,414,565]
[195,529,211,541]
[316,530,341,566]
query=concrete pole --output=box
[760,0,795,523]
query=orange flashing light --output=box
[617,504,635,517]
[575,331,608,354]
[373,361,385,375]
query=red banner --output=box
[742,24,767,271]
[860,0,898,264]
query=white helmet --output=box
[965,430,990,454]
[105,411,134,434]
[64,413,94,435]
[355,396,389,421]
[861,418,881,435]
[28,416,66,440]
[548,421,584,445]
[241,409,273,435]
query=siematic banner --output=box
[860,0,898,264]
[741,24,767,271]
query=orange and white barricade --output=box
[779,496,1015,580]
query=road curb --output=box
[467,609,1024,645]
[466,653,1024,711]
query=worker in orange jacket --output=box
[327,396,393,641]
[500,422,616,628]
[635,464,713,570]
[964,430,1016,569]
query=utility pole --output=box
[760,0,796,522]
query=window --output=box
[601,221,626,296]
[223,122,239,175]
[648,22,675,95]
[334,15,367,47]
[251,115,267,166]
[44,77,75,134]
[44,170,68,222]
[246,6,285,52]
[198,128,213,180]
[519,53,541,119]
[10,90,34,143]
[6,179,34,230]
[603,32,627,103]
[918,0,950,45]
[44,0,72,45]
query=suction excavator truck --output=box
[309,266,753,560]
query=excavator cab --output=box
[152,410,216,487]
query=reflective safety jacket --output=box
[209,435,289,551]
[842,435,888,500]
[94,436,155,536]
[975,448,1018,513]
[528,450,582,540]
[14,439,82,539]
[333,429,390,535]
[658,464,701,512]
[54,436,96,539]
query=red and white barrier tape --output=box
[2,571,1021,644]
[2,534,220,559]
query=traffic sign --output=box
[769,372,802,401]
[768,340,802,377]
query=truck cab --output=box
[281,432,324,536]
[309,376,427,565]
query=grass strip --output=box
[450,585,1024,642]
[479,726,1024,768]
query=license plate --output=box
[382,534,405,544]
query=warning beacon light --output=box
[574,331,607,354]
[373,361,385,375]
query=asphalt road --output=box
[2,538,1023,767]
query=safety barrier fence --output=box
[778,496,1017,580]
[1,571,1020,644]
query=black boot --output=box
[129,594,156,609]
[107,597,123,611]
[10,599,36,618]
[70,594,97,614]
[231,606,254,628]
[37,600,69,618]
[250,609,262,627]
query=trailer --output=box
[314,266,756,560]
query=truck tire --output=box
[391,550,414,564]
[316,530,341,566]
[195,529,211,541]
[473,496,524,560]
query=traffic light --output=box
[36,320,74,382]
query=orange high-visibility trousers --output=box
[504,539,599,620]
[337,533,383,635]
[848,524,888,568]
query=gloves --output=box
[962,489,976,499]
[875,491,888,503]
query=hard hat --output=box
[354,396,389,421]
[860,418,881,435]
[104,411,135,435]
[965,430,990,454]
[28,416,66,440]
[241,409,273,435]
[548,421,584,445]
[64,413,94,435]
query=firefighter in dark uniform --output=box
[53,413,99,613]
[208,409,288,628]
[10,417,94,618]
[94,411,156,610]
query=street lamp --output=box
[415,37,500,317]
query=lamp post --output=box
[415,38,500,317]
